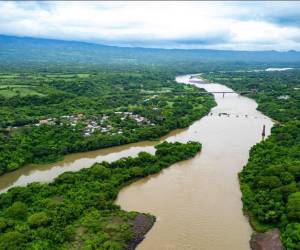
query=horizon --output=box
[1,1,300,51]
[1,33,299,53]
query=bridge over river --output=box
[172,90,253,97]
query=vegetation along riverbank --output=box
[0,70,216,176]
[202,69,300,250]
[0,141,201,249]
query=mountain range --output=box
[1,35,300,68]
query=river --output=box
[0,74,274,250]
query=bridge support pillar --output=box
[262,124,266,139]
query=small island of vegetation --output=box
[0,141,201,250]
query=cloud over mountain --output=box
[1,1,300,51]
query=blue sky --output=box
[1,1,300,51]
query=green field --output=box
[0,86,44,97]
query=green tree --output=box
[28,212,49,228]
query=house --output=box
[277,95,290,100]
[39,119,49,125]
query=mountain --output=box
[1,35,300,68]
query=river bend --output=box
[0,74,274,250]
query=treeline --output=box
[240,121,300,249]
[0,141,201,250]
[203,70,300,249]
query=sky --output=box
[1,1,300,51]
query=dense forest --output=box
[1,35,300,249]
[0,70,215,175]
[0,141,202,249]
[202,69,300,249]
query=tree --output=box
[28,212,49,228]
[91,164,111,179]
[287,192,300,220]
[6,202,27,220]
[0,231,26,250]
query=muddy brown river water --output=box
[0,74,274,250]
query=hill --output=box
[1,35,300,70]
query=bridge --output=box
[97,90,253,99]
[187,78,255,96]
[203,91,238,94]
[203,91,252,96]
[172,90,252,96]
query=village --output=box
[33,111,154,137]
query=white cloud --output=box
[0,1,300,50]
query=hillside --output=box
[1,35,300,70]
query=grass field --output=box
[0,86,45,97]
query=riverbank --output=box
[116,74,273,250]
[193,75,285,250]
[250,229,284,250]
[0,141,202,249]
[126,214,156,250]
[200,71,300,250]
[0,74,275,249]
[0,72,216,177]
